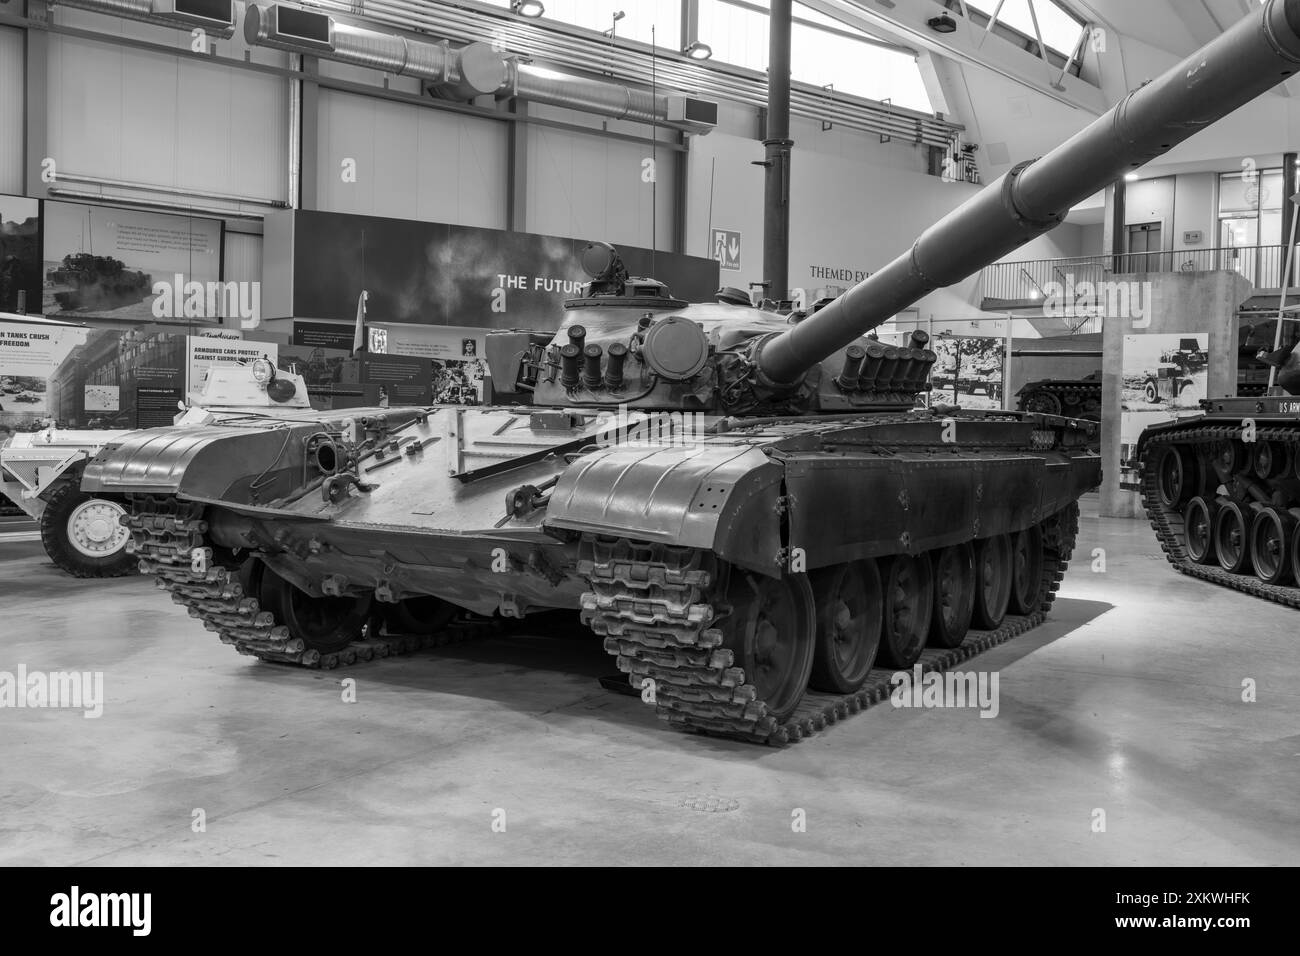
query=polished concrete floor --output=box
[1,493,1296,866]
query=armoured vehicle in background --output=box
[1140,338,1208,404]
[81,0,1300,743]
[1139,319,1300,603]
[1017,371,1101,421]
[46,254,152,312]
[0,361,310,577]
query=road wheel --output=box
[808,561,882,693]
[38,480,135,578]
[1252,441,1288,479]
[719,569,816,721]
[1183,496,1217,565]
[260,564,371,654]
[1250,507,1294,585]
[1213,501,1252,574]
[1156,445,1195,509]
[972,534,1013,629]
[1008,524,1045,615]
[1024,391,1062,415]
[929,543,975,649]
[879,553,934,668]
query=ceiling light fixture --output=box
[1124,172,1139,181]
[683,41,713,60]
[511,0,544,18]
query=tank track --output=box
[1140,423,1300,608]
[580,503,1078,745]
[123,494,496,668]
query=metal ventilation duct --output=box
[306,0,960,147]
[243,3,714,132]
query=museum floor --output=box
[1,493,1296,866]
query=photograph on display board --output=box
[0,195,42,315]
[1121,333,1209,411]
[1118,332,1211,493]
[42,201,223,322]
[0,319,89,430]
[928,334,1006,410]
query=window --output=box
[969,0,1088,60]
[700,0,933,112]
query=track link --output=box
[124,494,496,668]
[1140,424,1300,608]
[580,503,1078,745]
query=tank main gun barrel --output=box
[756,0,1300,386]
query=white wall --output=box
[0,26,22,195]
[316,89,508,228]
[686,120,1085,321]
[1172,172,1216,252]
[1080,223,1104,255]
[46,8,289,202]
[525,104,676,249]
[223,231,262,327]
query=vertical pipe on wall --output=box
[763,0,792,302]
[298,55,320,210]
[1283,151,1298,250]
[23,2,49,200]
[506,99,529,232]
[1106,179,1126,274]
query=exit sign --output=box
[711,228,742,271]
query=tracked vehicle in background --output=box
[82,0,1300,743]
[1139,335,1300,604]
[1017,371,1101,421]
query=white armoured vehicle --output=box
[0,359,309,577]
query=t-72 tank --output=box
[81,0,1300,743]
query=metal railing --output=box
[981,244,1299,305]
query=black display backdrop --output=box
[287,212,719,330]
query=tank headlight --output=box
[251,358,275,384]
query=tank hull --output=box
[86,403,1099,742]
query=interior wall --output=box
[223,231,263,328]
[1080,223,1104,255]
[1172,172,1217,252]
[0,26,23,194]
[316,89,508,229]
[524,104,676,250]
[45,8,290,202]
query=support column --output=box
[24,0,49,200]
[506,99,528,232]
[1104,179,1126,274]
[762,0,792,302]
[298,55,320,210]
